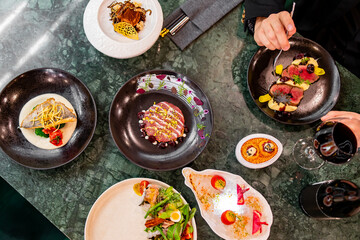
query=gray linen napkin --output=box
[164,0,243,50]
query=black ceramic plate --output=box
[0,68,97,169]
[247,37,340,125]
[109,70,213,171]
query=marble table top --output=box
[0,0,359,239]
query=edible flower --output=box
[252,210,268,234]
[237,184,250,205]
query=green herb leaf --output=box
[167,225,175,239]
[301,57,309,65]
[35,128,49,138]
[155,226,168,240]
[159,210,172,219]
[188,225,194,234]
[292,75,304,85]
[173,223,181,240]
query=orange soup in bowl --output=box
[240,138,278,164]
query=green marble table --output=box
[0,0,359,239]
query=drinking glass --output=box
[299,179,360,219]
[292,117,359,170]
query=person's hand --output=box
[254,11,296,51]
[321,111,360,148]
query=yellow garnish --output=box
[259,94,272,103]
[314,67,325,75]
[292,59,302,65]
[113,22,139,40]
[32,103,65,128]
[133,183,142,196]
[307,57,319,67]
[275,64,283,75]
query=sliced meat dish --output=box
[282,64,319,83]
[143,101,185,142]
[20,98,77,129]
[269,83,304,106]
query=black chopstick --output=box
[160,12,186,37]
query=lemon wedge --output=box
[133,183,142,196]
[259,94,272,103]
[113,22,139,40]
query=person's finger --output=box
[321,111,342,121]
[262,19,281,49]
[321,111,359,121]
[256,29,276,50]
[254,30,264,46]
[270,17,290,50]
[279,11,296,36]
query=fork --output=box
[273,2,296,70]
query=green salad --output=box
[134,181,196,240]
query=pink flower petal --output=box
[194,97,203,105]
[156,74,166,80]
[136,88,145,94]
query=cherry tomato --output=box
[211,175,226,190]
[42,127,56,135]
[221,210,236,225]
[139,180,149,195]
[49,129,63,146]
[181,223,193,240]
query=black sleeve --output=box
[244,0,286,33]
[245,0,286,21]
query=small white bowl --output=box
[235,133,283,169]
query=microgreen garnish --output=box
[292,75,305,85]
[197,123,205,130]
[300,57,309,65]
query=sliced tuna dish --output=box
[269,83,304,106]
[142,101,185,143]
[282,64,319,83]
[259,54,325,112]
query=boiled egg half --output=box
[170,209,182,222]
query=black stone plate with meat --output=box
[247,37,340,125]
[109,70,213,171]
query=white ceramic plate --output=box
[235,133,283,169]
[182,168,273,240]
[84,178,197,240]
[83,0,163,59]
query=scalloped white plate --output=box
[84,178,197,240]
[83,0,163,59]
[182,168,273,240]
[235,133,283,169]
